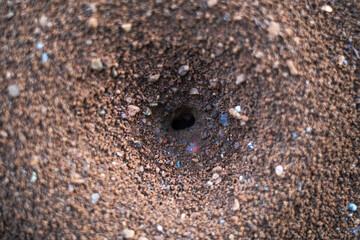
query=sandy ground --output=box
[1,0,359,239]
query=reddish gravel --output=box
[1,0,359,239]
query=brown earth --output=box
[1,0,359,239]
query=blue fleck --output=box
[349,226,360,234]
[223,14,229,21]
[176,161,180,167]
[147,184,153,190]
[292,132,298,138]
[248,142,254,150]
[264,186,269,191]
[219,220,225,224]
[247,178,251,182]
[220,113,229,127]
[187,143,195,152]
[42,52,48,63]
[214,140,219,144]
[348,203,357,212]
[343,60,348,66]
[36,42,44,50]
[305,127,311,133]
[166,185,170,191]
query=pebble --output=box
[123,228,135,239]
[135,141,142,149]
[42,52,48,63]
[127,105,140,117]
[268,21,281,40]
[275,165,283,176]
[116,152,123,157]
[229,108,249,122]
[88,16,98,28]
[220,113,229,127]
[121,23,132,32]
[30,171,37,183]
[143,108,152,116]
[178,65,189,76]
[8,85,20,97]
[209,78,218,88]
[91,193,100,204]
[39,15,48,28]
[231,199,240,211]
[176,161,180,167]
[286,60,298,75]
[235,74,246,85]
[189,88,199,95]
[156,225,163,232]
[219,220,225,224]
[235,106,242,112]
[138,237,148,240]
[36,42,44,50]
[349,203,357,212]
[248,142,254,150]
[234,142,240,149]
[91,58,104,71]
[321,5,333,13]
[149,74,160,83]
[207,0,218,8]
[99,109,106,116]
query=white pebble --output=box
[156,225,163,232]
[275,165,283,176]
[123,228,135,239]
[235,106,242,112]
[121,23,132,32]
[91,193,100,204]
[236,74,246,85]
[321,5,333,13]
[8,85,20,97]
[189,88,199,95]
[30,171,37,183]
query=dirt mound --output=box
[1,0,359,239]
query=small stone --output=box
[39,15,48,28]
[143,108,152,116]
[36,42,44,50]
[88,16,98,28]
[149,74,160,83]
[42,52,48,63]
[248,142,254,150]
[156,225,163,232]
[116,152,123,157]
[99,109,106,116]
[91,193,100,204]
[229,108,249,122]
[234,142,240,149]
[207,0,218,8]
[321,5,333,13]
[0,130,8,138]
[91,58,104,71]
[128,105,140,117]
[121,23,132,32]
[8,85,20,97]
[286,60,298,75]
[178,65,189,76]
[212,173,220,180]
[235,74,246,85]
[30,171,37,183]
[123,228,135,239]
[219,220,225,224]
[275,165,283,176]
[189,88,199,95]
[349,203,357,212]
[268,21,281,40]
[30,156,41,167]
[232,199,240,211]
[235,106,242,112]
[135,141,142,149]
[209,78,218,88]
[138,237,148,240]
[206,181,213,186]
[212,166,223,172]
[220,113,229,127]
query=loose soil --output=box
[1,0,359,239]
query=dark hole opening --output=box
[171,112,195,130]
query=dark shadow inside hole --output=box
[172,112,195,130]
